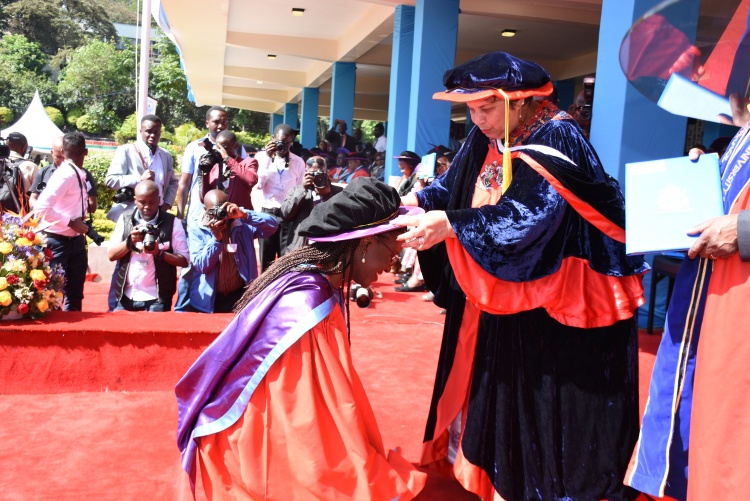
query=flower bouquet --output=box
[0,212,65,319]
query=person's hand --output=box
[401,194,419,207]
[141,242,161,256]
[141,169,155,181]
[668,45,704,81]
[395,211,455,250]
[208,219,226,240]
[224,202,245,219]
[129,228,144,243]
[215,143,229,160]
[67,217,89,235]
[688,147,705,161]
[302,172,315,190]
[265,141,278,157]
[687,214,739,260]
[718,93,750,128]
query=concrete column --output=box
[406,0,460,158]
[329,62,356,133]
[283,103,299,130]
[385,5,415,185]
[300,87,319,149]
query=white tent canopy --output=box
[2,91,64,153]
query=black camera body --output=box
[206,205,230,223]
[579,76,595,122]
[134,222,160,252]
[310,170,328,189]
[272,139,286,151]
[198,138,223,172]
[113,187,135,204]
[85,217,105,246]
[0,137,10,159]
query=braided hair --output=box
[233,239,360,339]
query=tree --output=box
[0,107,13,128]
[0,35,48,75]
[149,31,197,129]
[3,0,117,56]
[45,107,64,128]
[0,70,58,116]
[57,40,135,133]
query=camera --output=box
[579,76,595,122]
[134,222,160,252]
[198,138,223,172]
[349,283,373,308]
[310,170,328,189]
[272,139,287,151]
[113,187,135,204]
[85,217,105,246]
[0,137,9,159]
[206,204,230,223]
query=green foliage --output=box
[4,0,117,56]
[0,107,14,127]
[0,69,58,116]
[45,106,64,127]
[149,29,199,129]
[235,131,271,149]
[159,142,179,164]
[160,129,175,144]
[356,120,379,146]
[66,108,84,127]
[83,151,115,209]
[0,34,47,75]
[232,108,270,133]
[114,112,137,144]
[173,123,204,149]
[90,209,116,240]
[58,40,134,133]
[76,114,97,133]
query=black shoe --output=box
[394,283,427,292]
[393,274,411,284]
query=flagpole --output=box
[136,0,152,124]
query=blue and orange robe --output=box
[626,123,750,500]
[415,102,648,501]
[176,271,425,500]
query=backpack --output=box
[0,158,28,213]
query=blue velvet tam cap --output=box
[433,52,554,102]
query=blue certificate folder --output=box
[625,153,724,255]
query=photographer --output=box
[188,189,277,313]
[254,123,305,270]
[29,135,97,214]
[105,115,178,222]
[197,130,258,210]
[33,132,91,311]
[279,156,343,254]
[107,180,188,312]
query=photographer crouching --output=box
[279,155,343,254]
[188,189,278,313]
[107,180,189,312]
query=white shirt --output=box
[34,160,89,236]
[254,151,305,209]
[110,211,189,301]
[374,135,387,153]
[135,140,165,201]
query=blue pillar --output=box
[270,113,283,135]
[283,103,299,130]
[329,62,356,134]
[385,6,415,185]
[555,78,576,113]
[590,0,694,185]
[300,87,319,149]
[407,0,460,157]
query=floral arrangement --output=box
[0,212,65,319]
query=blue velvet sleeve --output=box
[446,163,567,281]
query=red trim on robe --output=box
[517,152,627,243]
[196,307,426,501]
[687,185,750,501]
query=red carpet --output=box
[0,275,661,500]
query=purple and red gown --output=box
[626,123,750,500]
[176,271,425,500]
[414,102,648,501]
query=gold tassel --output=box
[495,88,513,193]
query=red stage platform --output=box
[0,278,660,500]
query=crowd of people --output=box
[9,47,750,501]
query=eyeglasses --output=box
[375,235,401,265]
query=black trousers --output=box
[258,208,288,272]
[44,232,87,311]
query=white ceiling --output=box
[158,0,604,120]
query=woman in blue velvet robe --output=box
[396,52,649,501]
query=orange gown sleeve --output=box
[196,306,426,501]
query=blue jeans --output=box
[115,295,170,312]
[44,232,87,311]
